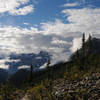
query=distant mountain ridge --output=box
[6,51,51,74]
[0,51,50,82]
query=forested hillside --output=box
[0,34,100,100]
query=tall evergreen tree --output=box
[82,33,85,53]
[75,49,80,66]
[29,64,33,82]
[46,59,51,79]
[86,34,93,67]
[46,59,50,68]
[88,34,92,54]
[76,49,79,58]
[81,33,86,70]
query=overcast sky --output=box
[0,0,100,68]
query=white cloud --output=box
[63,3,79,7]
[61,8,100,52]
[0,64,9,69]
[18,65,29,69]
[0,0,34,15]
[62,8,100,35]
[24,22,30,25]
[39,62,47,69]
[70,37,82,52]
[41,19,69,36]
[70,34,92,52]
[0,26,40,54]
[9,5,34,15]
[51,37,69,45]
[0,57,20,69]
[0,25,72,66]
[41,7,100,37]
[40,7,100,55]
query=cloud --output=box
[62,8,100,34]
[40,7,100,54]
[0,2,100,68]
[51,37,70,45]
[0,7,100,64]
[63,3,79,7]
[0,25,72,65]
[9,5,34,15]
[0,0,34,15]
[0,57,20,69]
[39,62,47,69]
[41,19,70,36]
[41,7,100,37]
[61,8,100,52]
[70,37,82,52]
[24,22,30,25]
[18,65,29,69]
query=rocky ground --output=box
[17,72,100,100]
[52,72,100,100]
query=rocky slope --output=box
[52,72,100,100]
[17,72,100,100]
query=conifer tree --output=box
[46,59,50,68]
[76,49,79,58]
[75,49,80,66]
[88,34,92,54]
[29,64,33,82]
[82,33,85,54]
[81,33,86,70]
[87,34,93,67]
[46,59,51,79]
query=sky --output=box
[0,0,100,69]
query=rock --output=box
[53,72,100,100]
[21,95,29,100]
